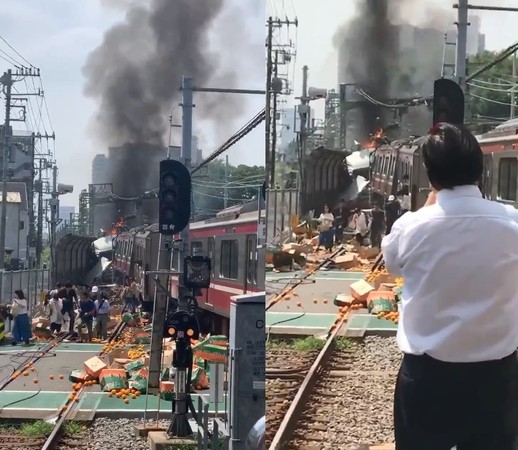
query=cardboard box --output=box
[334,254,358,270]
[84,356,107,378]
[373,273,396,289]
[350,280,375,303]
[366,290,396,304]
[108,348,130,365]
[357,247,380,260]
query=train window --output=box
[208,238,215,276]
[246,235,257,285]
[191,241,203,255]
[498,158,518,201]
[220,240,239,279]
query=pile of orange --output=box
[377,310,399,324]
[108,387,141,404]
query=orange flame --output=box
[362,129,384,149]
[110,218,126,235]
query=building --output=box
[467,15,486,56]
[59,206,75,222]
[0,182,29,268]
[91,154,109,185]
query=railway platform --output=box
[0,342,225,420]
[266,270,397,336]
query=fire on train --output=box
[112,200,265,335]
[370,118,518,210]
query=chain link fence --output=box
[0,269,50,310]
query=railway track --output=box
[38,319,127,450]
[266,347,320,447]
[267,253,399,449]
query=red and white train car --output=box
[112,201,265,334]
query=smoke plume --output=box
[83,0,246,204]
[335,0,452,140]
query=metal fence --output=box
[0,269,50,310]
[266,188,299,245]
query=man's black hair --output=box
[65,281,73,289]
[422,122,483,190]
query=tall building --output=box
[467,15,486,56]
[59,206,75,222]
[91,154,109,185]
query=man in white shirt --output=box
[382,122,518,450]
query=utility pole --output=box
[36,159,44,268]
[49,165,58,284]
[271,49,279,185]
[298,65,309,209]
[0,70,12,271]
[512,51,517,119]
[224,154,229,209]
[455,0,469,91]
[265,16,298,188]
[266,17,273,188]
[179,75,193,311]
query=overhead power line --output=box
[467,41,518,82]
[191,109,266,175]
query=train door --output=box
[412,149,429,210]
[491,151,518,206]
[244,234,258,292]
[481,153,493,199]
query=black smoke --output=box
[83,0,245,199]
[335,0,452,140]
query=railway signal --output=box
[163,309,200,437]
[159,160,191,235]
[433,78,465,125]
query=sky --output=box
[268,0,518,140]
[0,0,265,207]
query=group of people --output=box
[8,282,113,345]
[317,194,409,251]
[44,282,112,342]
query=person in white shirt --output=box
[94,291,110,341]
[317,204,334,251]
[382,122,518,450]
[49,293,64,334]
[352,208,368,245]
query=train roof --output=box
[476,118,518,142]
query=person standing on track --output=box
[317,204,335,251]
[61,282,78,335]
[78,291,95,343]
[384,195,400,234]
[94,291,110,341]
[382,122,518,450]
[49,293,64,335]
[369,202,385,248]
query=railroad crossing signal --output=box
[433,78,465,125]
[159,159,191,235]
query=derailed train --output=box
[370,118,518,210]
[113,201,265,334]
[55,200,265,335]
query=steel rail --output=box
[41,319,127,450]
[268,310,350,449]
[265,245,348,311]
[0,331,72,391]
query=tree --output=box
[467,51,514,130]
[192,159,264,216]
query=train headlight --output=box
[183,256,211,289]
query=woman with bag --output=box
[11,290,32,346]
